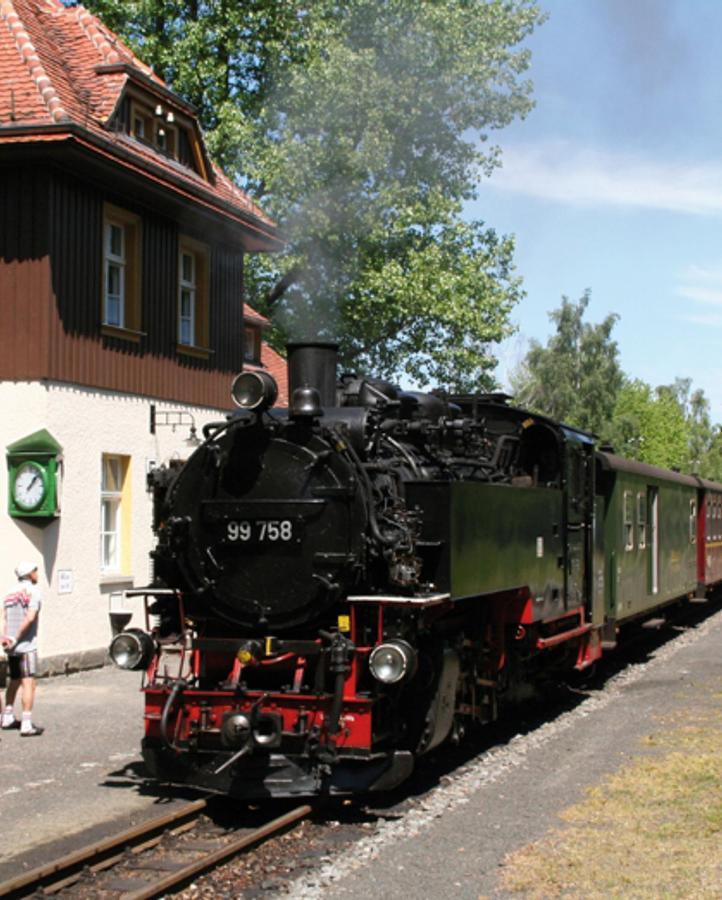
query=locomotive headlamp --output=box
[369,640,417,685]
[109,628,156,671]
[230,371,278,411]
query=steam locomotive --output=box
[111,342,722,798]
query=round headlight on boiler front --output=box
[230,370,278,411]
[109,629,156,671]
[369,640,417,685]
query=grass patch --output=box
[500,693,722,898]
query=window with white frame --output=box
[100,454,129,574]
[637,492,647,549]
[177,236,209,352]
[102,204,141,334]
[104,220,125,327]
[623,490,634,551]
[178,249,196,346]
[690,498,697,544]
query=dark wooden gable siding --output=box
[0,164,246,408]
[0,165,52,380]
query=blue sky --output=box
[468,0,722,420]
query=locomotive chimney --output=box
[287,342,338,408]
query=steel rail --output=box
[0,798,209,898]
[0,800,312,900]
[122,804,312,900]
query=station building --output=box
[0,0,283,671]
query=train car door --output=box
[563,431,595,614]
[648,486,659,595]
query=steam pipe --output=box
[160,679,187,751]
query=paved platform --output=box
[0,665,193,881]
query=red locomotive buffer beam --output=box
[142,637,376,761]
[143,688,374,750]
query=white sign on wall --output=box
[57,569,73,595]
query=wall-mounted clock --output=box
[7,429,62,520]
[12,461,48,512]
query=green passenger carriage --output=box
[596,454,700,628]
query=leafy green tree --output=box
[657,378,722,478]
[86,0,544,388]
[509,291,623,436]
[609,379,689,470]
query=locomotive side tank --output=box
[112,343,722,799]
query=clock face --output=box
[13,462,46,511]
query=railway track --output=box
[0,799,311,899]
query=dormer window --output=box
[114,91,208,178]
[156,124,176,157]
[131,106,149,140]
[129,99,179,160]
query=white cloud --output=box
[680,263,722,284]
[488,141,722,216]
[676,285,722,306]
[675,262,722,323]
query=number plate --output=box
[225,519,300,545]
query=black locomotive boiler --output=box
[111,342,722,798]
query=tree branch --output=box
[265,266,302,307]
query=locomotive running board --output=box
[348,593,450,607]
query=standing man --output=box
[1,561,44,736]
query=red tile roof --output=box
[0,0,278,248]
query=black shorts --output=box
[7,651,37,679]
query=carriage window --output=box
[637,493,647,549]
[624,490,634,551]
[690,499,697,544]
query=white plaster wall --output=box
[1,381,228,660]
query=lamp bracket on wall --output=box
[149,404,200,445]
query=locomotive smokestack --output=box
[287,342,338,407]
